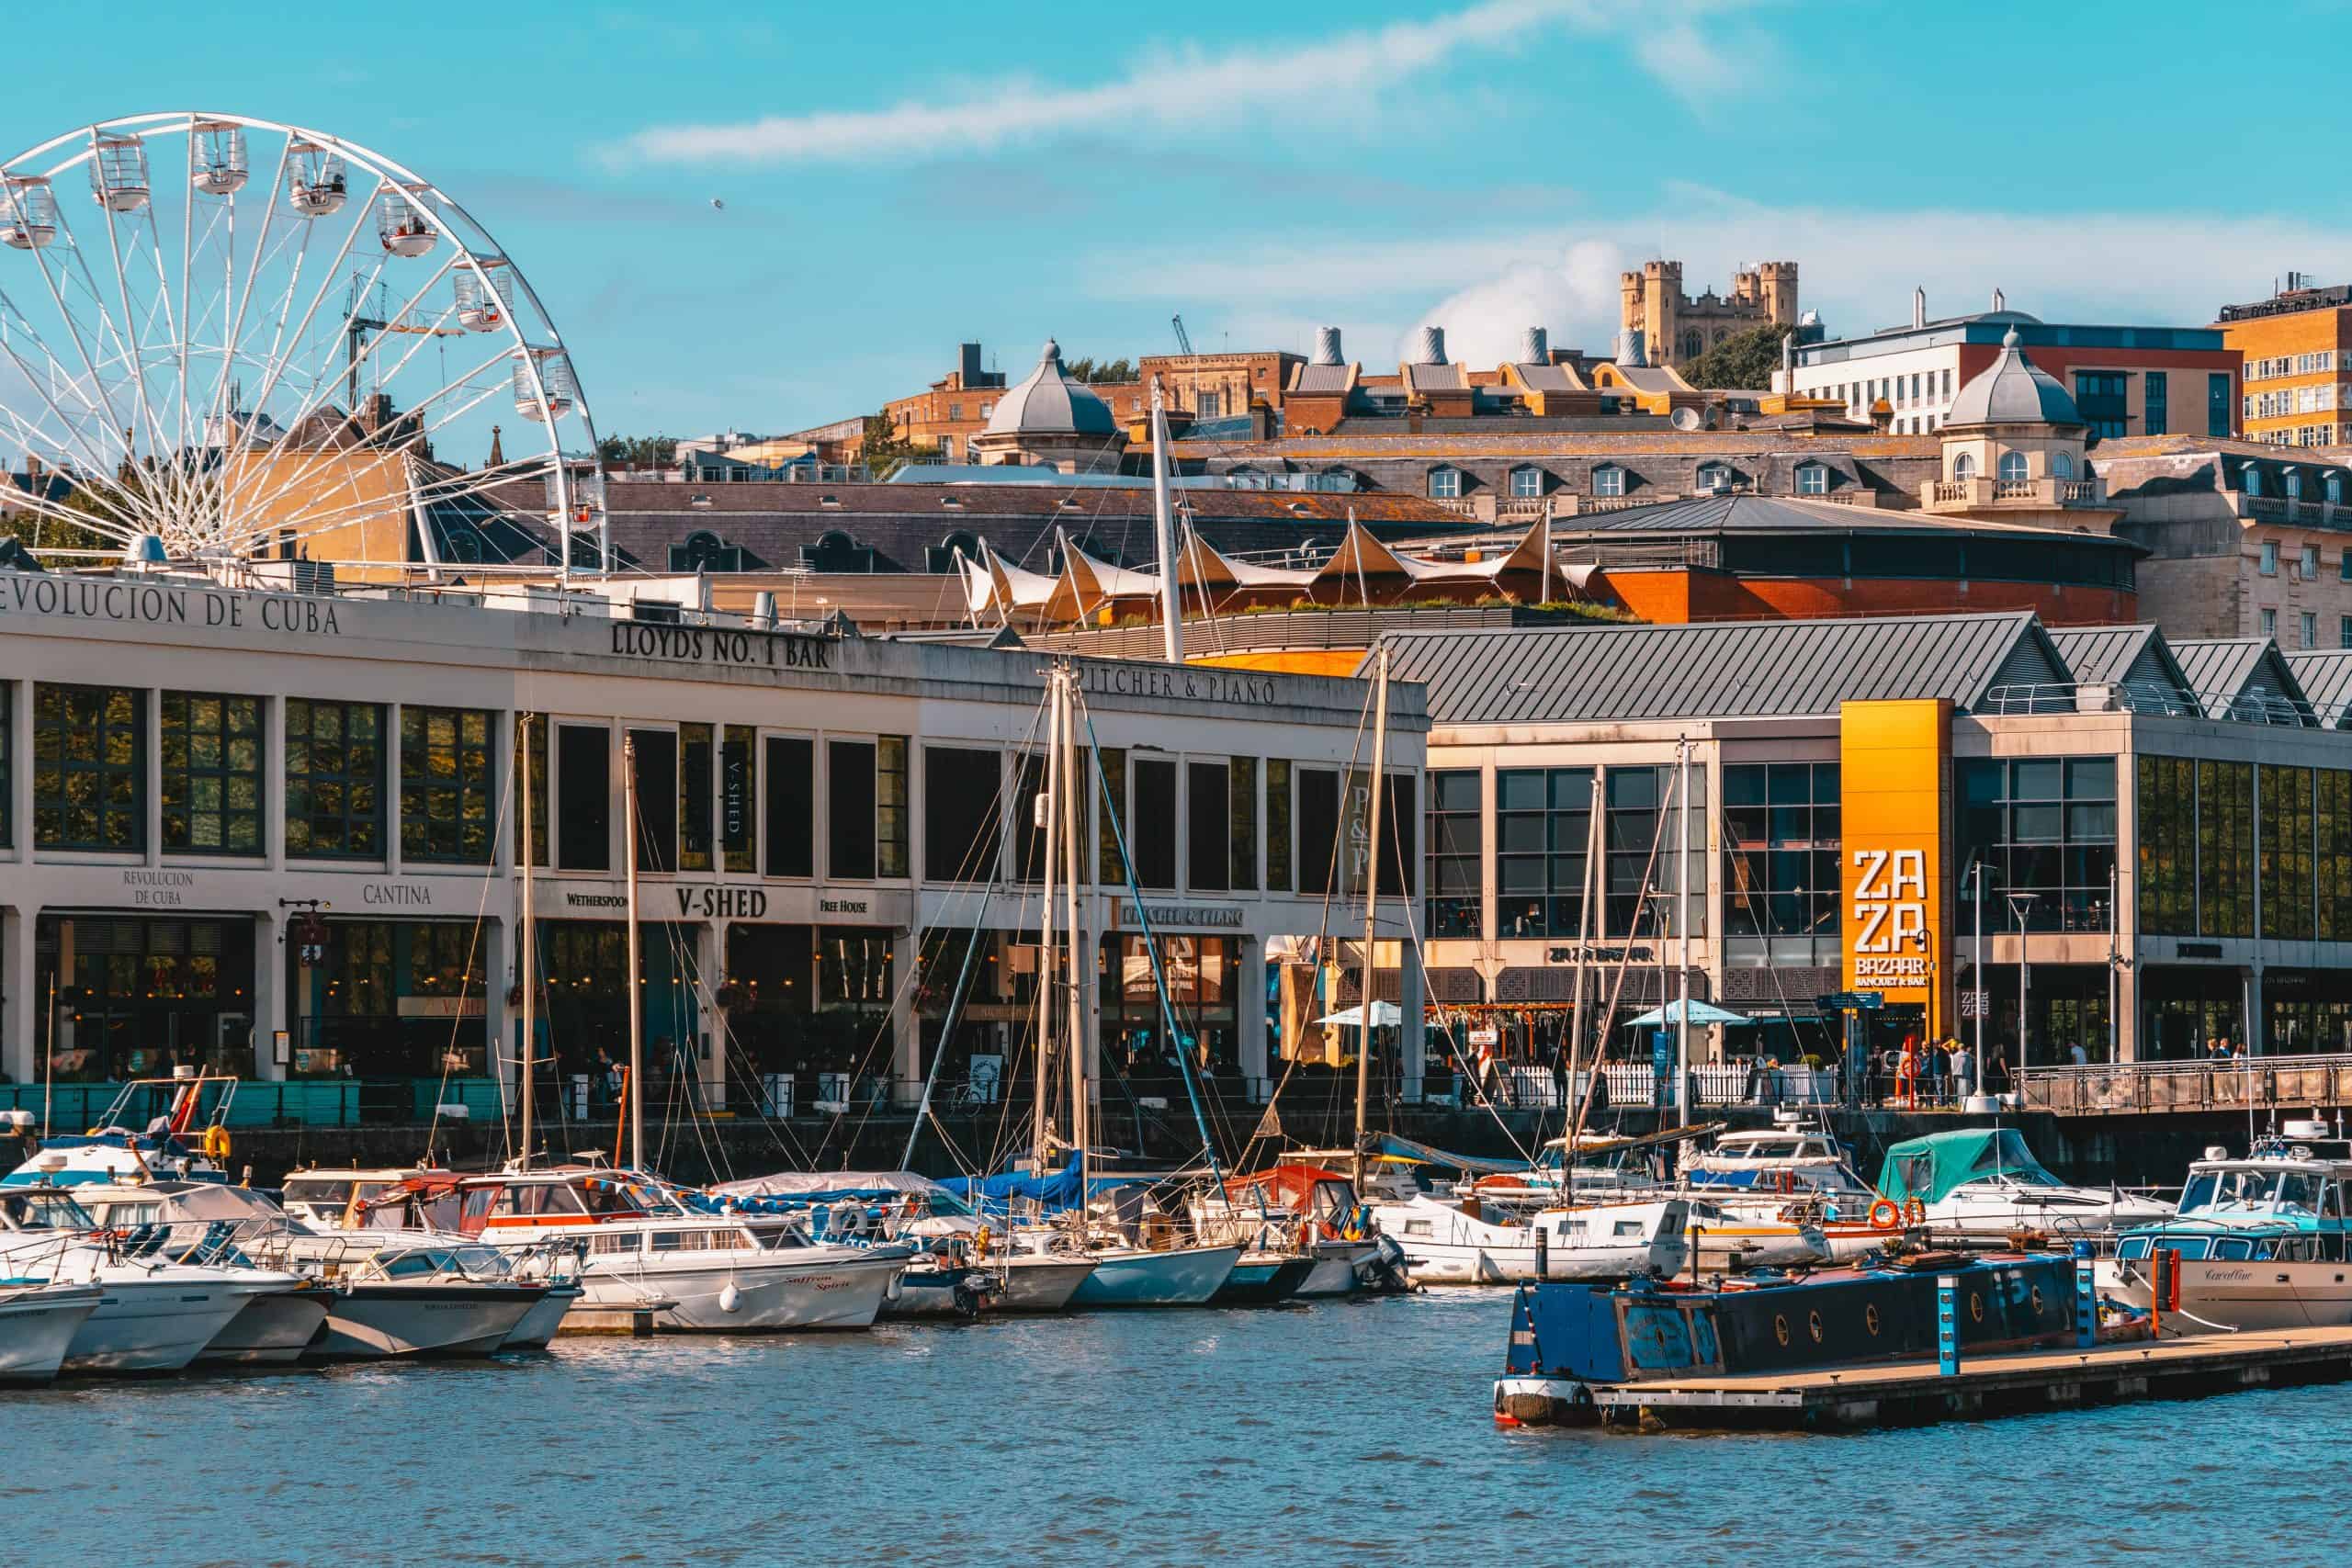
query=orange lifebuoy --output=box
[1869,1199,1901,1232]
[1904,1198,1926,1226]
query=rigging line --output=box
[1564,761,1682,1154]
[1392,840,1532,1166]
[423,746,516,1161]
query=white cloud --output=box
[612,0,1735,165]
[1086,195,2352,361]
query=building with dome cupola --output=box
[967,338,1127,471]
[1920,328,2122,533]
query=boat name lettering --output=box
[124,868,196,907]
[1115,901,1245,930]
[362,883,434,907]
[0,576,346,637]
[1081,663,1278,708]
[608,623,831,671]
[675,886,768,919]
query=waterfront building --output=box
[2214,276,2352,447]
[1389,609,2352,1070]
[0,569,1426,1119]
[1779,291,2241,439]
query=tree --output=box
[595,434,678,470]
[860,413,933,479]
[1053,355,1134,385]
[1681,321,1795,391]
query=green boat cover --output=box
[1875,1128,2061,1204]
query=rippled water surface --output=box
[6,1287,2343,1566]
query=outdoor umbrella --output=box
[1314,1001,1405,1028]
[1623,999,1754,1028]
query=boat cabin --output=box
[2118,1142,2352,1264]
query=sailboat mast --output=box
[1148,379,1182,663]
[1354,645,1390,1190]
[624,734,644,1168]
[1060,668,1089,1184]
[1037,677,1061,1173]
[519,714,536,1172]
[1565,773,1600,1205]
[1676,739,1691,1131]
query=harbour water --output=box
[8,1287,2344,1566]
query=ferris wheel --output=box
[0,111,602,570]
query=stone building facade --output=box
[1620,259,1798,369]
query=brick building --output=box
[2215,276,2352,447]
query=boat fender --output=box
[1868,1199,1901,1232]
[718,1281,742,1314]
[974,1226,990,1261]
[201,1125,232,1162]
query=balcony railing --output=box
[2021,1052,2352,1115]
[1922,475,2108,512]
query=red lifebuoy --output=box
[1868,1199,1901,1232]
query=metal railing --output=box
[2020,1052,2352,1115]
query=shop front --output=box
[525,919,707,1114]
[36,913,256,1083]
[719,922,898,1110]
[290,919,491,1081]
[2261,969,2352,1056]
[2140,965,2248,1060]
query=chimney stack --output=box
[1521,326,1549,365]
[1413,325,1447,366]
[1912,287,1926,331]
[1311,326,1342,367]
[1992,287,2006,312]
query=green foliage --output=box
[1058,356,1135,385]
[595,434,678,469]
[1682,321,1795,391]
[859,414,933,479]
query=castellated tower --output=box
[1758,261,1799,325]
[1618,257,1801,368]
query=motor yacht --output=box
[1200,1164,1399,1298]
[0,1280,103,1383]
[1878,1128,2173,1239]
[1374,1191,1690,1285]
[456,1166,908,1332]
[70,1181,330,1364]
[2098,1129,2352,1334]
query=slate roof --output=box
[1375,610,2065,727]
[1291,364,1354,395]
[2170,637,2317,725]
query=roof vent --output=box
[1521,326,1548,364]
[1312,326,1343,367]
[940,495,963,508]
[819,493,840,508]
[1413,326,1447,366]
[1912,287,1927,331]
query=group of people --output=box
[1883,1034,2016,1108]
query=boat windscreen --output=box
[1969,1129,2064,1186]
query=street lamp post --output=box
[2006,891,2038,1080]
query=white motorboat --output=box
[0,1187,296,1372]
[72,1181,332,1364]
[458,1167,908,1332]
[285,1243,547,1358]
[2098,1132,2352,1334]
[1374,1193,1689,1284]
[2,1073,241,1190]
[1879,1128,2173,1239]
[0,1280,103,1383]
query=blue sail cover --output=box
[939,1155,1155,1214]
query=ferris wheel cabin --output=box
[454,257,510,333]
[376,185,436,257]
[0,177,58,249]
[513,347,575,423]
[88,134,151,213]
[190,120,248,197]
[285,141,346,218]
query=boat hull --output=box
[1210,1255,1317,1306]
[580,1254,900,1331]
[0,1284,102,1383]
[314,1284,543,1359]
[1398,1236,1680,1285]
[1294,1247,1370,1298]
[198,1287,331,1365]
[880,1266,991,1320]
[65,1275,262,1373]
[2097,1257,2352,1334]
[991,1256,1096,1312]
[1069,1245,1240,1307]
[500,1281,582,1349]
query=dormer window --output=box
[689,492,712,509]
[1427,466,1463,500]
[1696,462,1731,494]
[1794,461,1828,496]
[1509,466,1545,499]
[1592,465,1626,498]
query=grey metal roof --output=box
[982,339,1116,437]
[2171,637,2317,725]
[1944,327,2086,428]
[1402,361,1468,392]
[1550,492,2131,547]
[1376,610,2059,727]
[2043,624,2199,713]
[1291,364,1353,394]
[1513,363,1577,392]
[2284,649,2352,728]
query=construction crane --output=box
[1170,312,1193,356]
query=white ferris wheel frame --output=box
[0,109,605,579]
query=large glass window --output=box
[33,683,143,852]
[2321,770,2352,942]
[830,739,878,880]
[1265,760,1292,893]
[924,746,1003,884]
[763,736,813,877]
[1427,770,1483,938]
[2210,372,2233,437]
[1130,756,1178,888]
[2144,370,2168,436]
[285,698,383,860]
[877,736,909,877]
[2136,755,2197,936]
[628,728,679,873]
[1188,760,1230,892]
[399,705,493,864]
[1723,761,1839,963]
[2261,764,2316,942]
[514,716,548,868]
[2074,371,2130,439]
[1605,765,1705,935]
[720,724,757,873]
[555,724,610,871]
[162,692,262,855]
[1956,757,2116,931]
[1497,767,1590,939]
[2198,760,2255,938]
[1296,766,1339,895]
[1094,748,1126,886]
[679,723,714,873]
[1228,756,1257,892]
[0,683,10,848]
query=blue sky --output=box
[12,0,2348,441]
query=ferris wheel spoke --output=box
[15,196,137,468]
[0,295,131,480]
[198,133,293,463]
[0,403,155,540]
